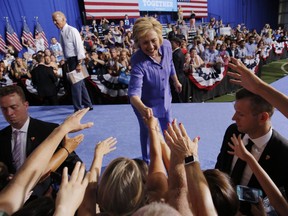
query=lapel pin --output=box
[30,137,35,141]
[265,155,270,160]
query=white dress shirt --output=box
[60,23,85,60]
[11,117,30,167]
[231,127,272,185]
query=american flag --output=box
[84,0,140,19]
[35,21,49,48]
[177,0,208,18]
[22,19,35,46]
[0,35,7,54]
[5,19,23,52]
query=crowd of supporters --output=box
[0,16,287,105]
[1,15,288,216]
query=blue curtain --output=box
[0,0,83,56]
[207,0,279,31]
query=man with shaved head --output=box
[52,11,93,112]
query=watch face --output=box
[184,155,194,164]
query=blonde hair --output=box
[97,157,145,215]
[132,17,163,48]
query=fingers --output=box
[76,163,86,183]
[179,122,188,138]
[70,161,81,182]
[74,134,84,143]
[81,122,94,130]
[61,167,69,185]
[167,122,178,142]
[164,129,173,147]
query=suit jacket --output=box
[0,117,81,174]
[30,64,58,97]
[227,48,240,59]
[215,123,288,194]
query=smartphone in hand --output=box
[237,185,263,203]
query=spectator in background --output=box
[237,38,248,61]
[179,20,189,41]
[21,37,36,57]
[91,19,98,36]
[177,5,183,24]
[112,26,123,47]
[34,33,45,52]
[218,43,230,66]
[227,40,239,58]
[245,35,257,59]
[124,14,131,31]
[189,10,196,30]
[30,54,58,105]
[50,37,63,62]
[170,37,189,103]
[12,57,30,81]
[87,50,105,75]
[100,17,110,35]
[203,41,219,66]
[167,25,177,41]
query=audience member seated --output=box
[50,37,63,63]
[11,57,31,82]
[34,33,45,52]
[218,43,230,66]
[21,37,36,56]
[227,40,240,58]
[203,41,219,67]
[184,47,205,74]
[245,35,257,59]
[87,50,105,75]
[112,26,123,47]
[237,39,248,61]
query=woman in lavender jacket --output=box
[128,17,182,163]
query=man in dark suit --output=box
[0,85,81,175]
[30,54,58,105]
[226,40,239,59]
[170,37,190,103]
[215,88,288,214]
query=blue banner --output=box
[138,0,177,12]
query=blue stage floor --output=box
[1,76,288,170]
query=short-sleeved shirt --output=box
[128,39,176,118]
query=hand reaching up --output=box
[62,108,94,134]
[54,162,90,216]
[164,119,199,160]
[228,134,252,162]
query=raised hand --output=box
[228,133,251,162]
[62,108,94,133]
[63,134,84,153]
[228,57,263,94]
[94,137,117,158]
[54,162,90,216]
[164,119,199,160]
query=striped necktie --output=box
[12,130,22,170]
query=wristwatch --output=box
[184,155,198,165]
